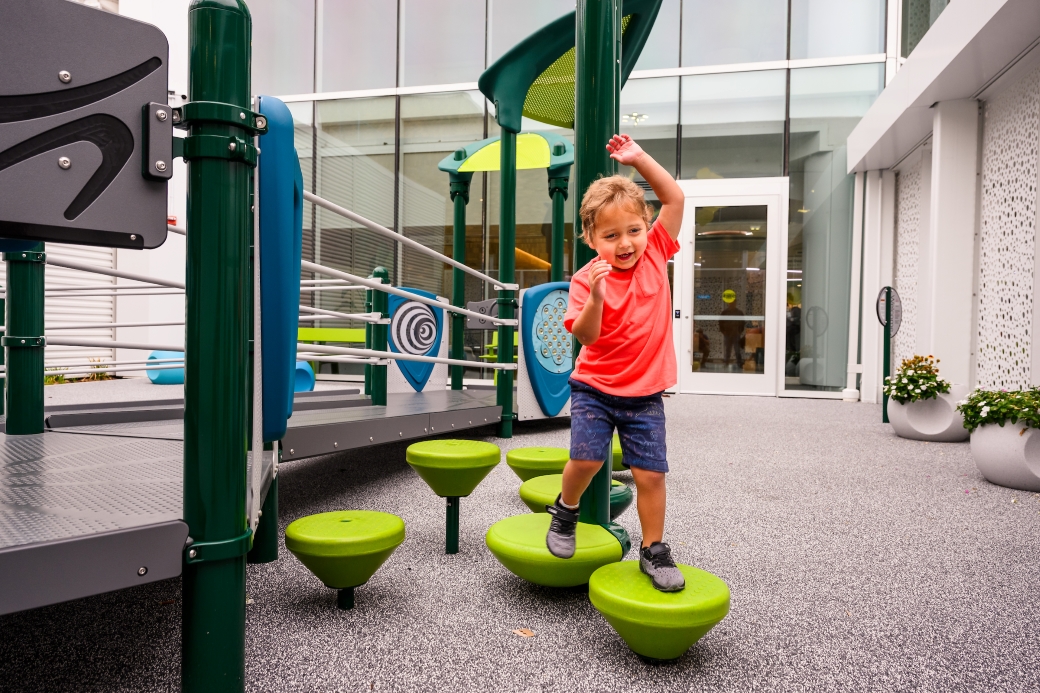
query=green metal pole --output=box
[446,496,460,554]
[247,473,278,564]
[371,266,389,406]
[449,174,472,390]
[182,2,252,690]
[497,129,517,438]
[883,287,891,424]
[364,285,373,396]
[548,171,569,284]
[0,296,4,417]
[574,0,621,524]
[3,244,45,435]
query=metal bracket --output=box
[2,251,45,263]
[141,102,174,180]
[1,336,45,348]
[179,135,258,167]
[184,528,253,565]
[172,101,269,135]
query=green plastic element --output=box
[579,442,613,525]
[176,100,269,134]
[247,475,278,564]
[297,327,366,343]
[406,439,501,497]
[446,496,460,554]
[476,0,662,133]
[519,474,633,520]
[550,183,567,283]
[364,285,373,395]
[589,561,730,660]
[496,129,516,438]
[437,133,574,173]
[612,434,625,471]
[371,267,389,406]
[506,446,569,481]
[600,521,631,555]
[485,513,623,587]
[4,244,45,434]
[285,510,405,591]
[182,1,252,689]
[449,177,471,391]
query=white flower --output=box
[902,378,908,384]
[981,407,990,417]
[957,400,967,406]
[908,370,915,375]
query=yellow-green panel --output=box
[458,133,552,172]
[298,328,367,343]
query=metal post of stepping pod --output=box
[876,286,902,423]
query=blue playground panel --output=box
[521,282,572,417]
[388,288,445,393]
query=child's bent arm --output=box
[632,153,684,241]
[571,295,604,346]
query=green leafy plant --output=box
[956,388,1040,434]
[84,358,113,382]
[44,367,67,386]
[883,354,950,404]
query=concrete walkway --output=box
[2,394,1038,692]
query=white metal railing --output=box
[298,342,516,370]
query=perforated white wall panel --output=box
[976,62,1040,390]
[894,159,922,366]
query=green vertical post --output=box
[575,0,621,522]
[0,296,4,417]
[547,160,570,284]
[446,496,460,554]
[364,285,373,396]
[496,129,517,438]
[883,286,891,424]
[3,244,45,435]
[182,1,252,690]
[449,172,472,390]
[246,474,278,564]
[371,266,389,406]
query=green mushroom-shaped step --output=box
[285,510,405,610]
[485,513,623,587]
[518,473,633,520]
[506,446,569,481]
[589,561,730,661]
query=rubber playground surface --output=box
[2,389,1038,692]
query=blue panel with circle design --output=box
[522,281,573,417]
[388,287,444,392]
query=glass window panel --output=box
[618,78,679,209]
[680,0,787,67]
[633,0,680,71]
[790,0,886,60]
[401,0,486,86]
[250,0,315,96]
[786,64,884,392]
[489,0,574,64]
[320,0,397,92]
[681,70,786,180]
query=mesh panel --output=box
[522,16,631,129]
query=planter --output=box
[970,422,1040,492]
[887,384,970,442]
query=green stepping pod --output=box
[612,434,625,472]
[506,446,569,481]
[406,439,501,497]
[589,561,730,660]
[285,510,405,610]
[518,473,633,520]
[485,514,622,587]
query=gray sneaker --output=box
[640,542,685,592]
[545,496,579,559]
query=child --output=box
[546,133,685,592]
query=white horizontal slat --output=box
[43,243,116,366]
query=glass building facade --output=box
[254,0,888,392]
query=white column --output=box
[915,145,934,355]
[843,172,865,401]
[924,99,979,387]
[860,170,896,404]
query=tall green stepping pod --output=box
[406,439,500,554]
[589,561,730,660]
[285,510,405,610]
[506,446,569,481]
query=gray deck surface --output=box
[1,395,1038,691]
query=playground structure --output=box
[0,0,729,687]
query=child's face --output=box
[590,202,648,270]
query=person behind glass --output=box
[544,134,686,592]
[718,289,745,369]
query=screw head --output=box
[188,548,197,559]
[333,442,338,448]
[289,449,294,455]
[58,70,71,83]
[138,566,148,576]
[156,109,168,122]
[258,510,263,518]
[130,235,137,241]
[172,110,182,123]
[155,160,167,172]
[228,141,237,152]
[255,116,267,130]
[239,112,246,120]
[58,156,71,169]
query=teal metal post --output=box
[3,244,45,435]
[449,172,472,391]
[883,287,891,424]
[497,129,517,438]
[371,266,389,406]
[446,496,460,554]
[574,0,622,524]
[547,157,570,283]
[182,1,252,690]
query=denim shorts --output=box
[569,378,668,473]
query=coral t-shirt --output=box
[565,219,680,397]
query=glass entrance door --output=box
[673,178,786,395]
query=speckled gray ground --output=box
[2,394,1039,693]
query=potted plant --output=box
[884,355,969,442]
[957,388,1040,491]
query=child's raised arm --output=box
[606,134,685,240]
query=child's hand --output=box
[588,259,611,303]
[606,134,645,167]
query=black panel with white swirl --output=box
[391,301,438,355]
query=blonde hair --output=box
[578,175,654,247]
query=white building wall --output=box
[893,154,922,366]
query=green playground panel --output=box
[406,440,501,498]
[518,474,633,520]
[298,327,367,344]
[589,561,730,660]
[485,513,622,587]
[506,446,569,481]
[612,434,624,472]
